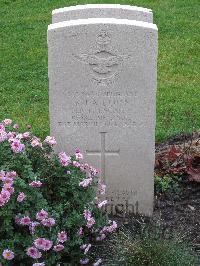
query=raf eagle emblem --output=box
[73,31,128,85]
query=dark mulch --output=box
[155,131,200,149]
[154,182,200,248]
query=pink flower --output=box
[23,132,30,138]
[97,200,108,208]
[34,238,52,251]
[3,184,14,194]
[3,177,14,185]
[80,165,85,171]
[58,152,71,166]
[104,221,117,233]
[2,249,14,260]
[31,137,42,148]
[42,239,53,251]
[3,119,12,125]
[75,149,83,160]
[110,221,117,231]
[34,238,46,250]
[44,136,57,146]
[26,247,41,259]
[16,133,23,140]
[98,184,106,195]
[17,192,26,202]
[83,210,92,220]
[83,163,90,170]
[78,227,84,236]
[73,161,80,167]
[6,171,17,179]
[76,153,83,160]
[2,179,13,186]
[0,131,7,142]
[79,178,92,188]
[36,209,48,221]
[7,131,15,139]
[90,167,99,176]
[13,124,19,129]
[86,217,95,228]
[96,234,106,241]
[29,181,42,187]
[11,139,25,153]
[29,221,40,235]
[1,189,11,202]
[41,217,55,227]
[67,170,71,175]
[53,244,64,252]
[57,231,68,243]
[0,195,5,207]
[0,123,5,132]
[20,216,31,225]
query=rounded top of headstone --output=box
[48,17,157,32]
[52,4,153,24]
[52,4,152,14]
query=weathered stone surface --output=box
[48,18,158,216]
[52,4,153,23]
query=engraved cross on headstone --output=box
[86,132,120,183]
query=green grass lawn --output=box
[1,0,199,141]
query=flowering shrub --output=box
[0,119,117,265]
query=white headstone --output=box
[48,18,158,216]
[52,4,153,23]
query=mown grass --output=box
[0,0,199,140]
